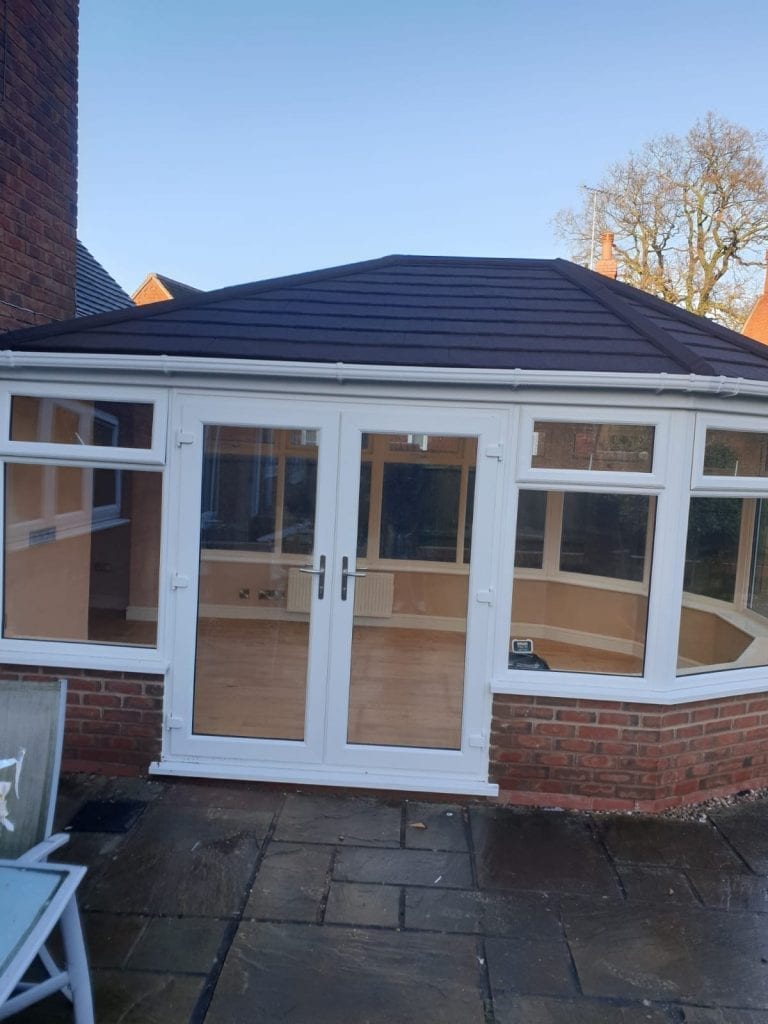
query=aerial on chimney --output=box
[594,232,618,280]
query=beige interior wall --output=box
[392,571,468,618]
[5,533,91,639]
[511,578,648,644]
[197,559,292,610]
[678,606,752,665]
[126,473,162,610]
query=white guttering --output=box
[0,350,766,398]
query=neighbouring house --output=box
[743,256,768,346]
[3,255,768,811]
[132,273,202,306]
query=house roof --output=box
[742,257,768,346]
[132,272,202,305]
[8,254,768,380]
[75,241,134,317]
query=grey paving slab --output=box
[244,841,333,921]
[274,792,402,846]
[485,927,578,998]
[598,816,749,873]
[406,888,558,936]
[493,993,674,1023]
[81,803,263,916]
[204,921,486,1024]
[80,912,147,969]
[616,864,700,905]
[404,802,468,850]
[471,807,621,895]
[324,881,400,927]
[10,971,205,1024]
[563,901,768,1008]
[687,870,768,912]
[678,1009,768,1023]
[160,778,285,814]
[335,845,472,887]
[709,801,768,874]
[124,915,228,973]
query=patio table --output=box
[0,859,93,1023]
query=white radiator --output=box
[287,568,394,617]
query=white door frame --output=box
[161,393,503,794]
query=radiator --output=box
[287,568,394,617]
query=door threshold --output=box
[150,758,499,797]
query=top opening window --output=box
[703,428,768,478]
[532,421,654,473]
[10,397,154,450]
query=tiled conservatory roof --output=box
[5,255,768,380]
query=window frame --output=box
[0,383,168,671]
[692,413,768,492]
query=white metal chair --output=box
[0,679,94,1023]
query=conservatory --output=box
[2,254,768,809]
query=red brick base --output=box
[1,665,164,776]
[491,693,768,812]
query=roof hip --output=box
[552,259,717,376]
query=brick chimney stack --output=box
[594,231,618,279]
[742,252,768,346]
[0,2,78,331]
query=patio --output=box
[12,775,768,1023]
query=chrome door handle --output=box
[298,554,325,599]
[341,555,367,601]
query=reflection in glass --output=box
[532,422,654,472]
[4,465,161,646]
[10,397,153,449]
[192,425,318,740]
[510,490,654,676]
[347,434,477,749]
[704,429,768,477]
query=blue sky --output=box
[78,1,768,295]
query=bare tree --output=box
[554,113,768,330]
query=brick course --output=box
[491,693,768,812]
[1,664,163,776]
[0,0,78,331]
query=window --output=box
[10,397,153,450]
[531,421,654,473]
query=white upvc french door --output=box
[165,394,503,792]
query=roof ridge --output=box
[552,260,716,375]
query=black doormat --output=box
[67,799,147,834]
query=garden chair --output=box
[0,679,94,1023]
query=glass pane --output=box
[4,465,161,646]
[380,464,462,562]
[514,490,547,569]
[676,497,768,675]
[532,421,654,472]
[510,489,654,676]
[357,461,372,557]
[347,433,477,749]
[683,498,741,601]
[10,397,153,448]
[561,493,650,582]
[704,429,768,476]
[192,425,319,740]
[749,499,768,618]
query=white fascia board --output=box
[0,350,767,399]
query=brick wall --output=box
[491,693,768,812]
[1,664,164,776]
[0,0,78,331]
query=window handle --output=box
[341,555,367,600]
[298,554,325,599]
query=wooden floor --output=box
[192,619,466,749]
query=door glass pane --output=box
[347,433,476,749]
[192,425,319,739]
